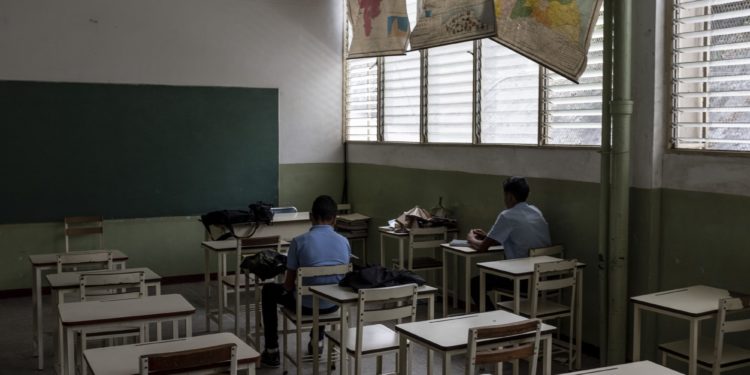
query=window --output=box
[343,5,605,146]
[672,0,750,151]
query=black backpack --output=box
[200,210,251,240]
[249,201,274,225]
[339,265,425,291]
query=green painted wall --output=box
[0,163,343,291]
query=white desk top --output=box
[84,333,260,375]
[630,285,730,317]
[378,226,459,236]
[559,361,682,375]
[310,284,438,304]
[441,243,504,255]
[59,294,194,327]
[46,267,161,289]
[477,256,586,276]
[201,239,290,251]
[395,310,555,351]
[29,249,128,266]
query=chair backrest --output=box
[713,296,750,375]
[337,203,352,214]
[139,343,238,375]
[529,244,565,258]
[57,251,113,273]
[79,270,146,302]
[64,216,104,253]
[294,264,353,315]
[466,319,542,375]
[271,206,298,214]
[407,227,447,269]
[530,259,578,318]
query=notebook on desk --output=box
[449,239,469,247]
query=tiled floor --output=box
[1,281,599,374]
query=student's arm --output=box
[468,229,499,252]
[283,269,296,291]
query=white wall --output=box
[0,0,344,164]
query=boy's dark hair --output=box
[311,195,338,221]
[503,177,530,202]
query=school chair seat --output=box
[325,324,401,355]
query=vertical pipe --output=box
[607,0,634,365]
[598,0,614,366]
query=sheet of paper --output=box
[348,0,411,59]
[491,0,603,83]
[409,0,496,50]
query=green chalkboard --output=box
[0,80,278,223]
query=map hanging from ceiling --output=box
[348,0,411,59]
[409,0,497,50]
[491,0,603,83]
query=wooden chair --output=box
[490,245,565,307]
[466,319,543,375]
[325,284,418,375]
[282,263,352,375]
[659,296,750,375]
[57,251,113,274]
[78,270,147,375]
[497,259,578,369]
[64,216,103,253]
[139,343,238,375]
[391,227,446,288]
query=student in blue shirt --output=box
[467,177,551,310]
[260,195,351,367]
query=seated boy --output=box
[260,195,351,367]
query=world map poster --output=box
[348,0,411,59]
[410,0,497,50]
[491,0,603,83]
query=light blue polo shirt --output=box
[287,225,351,309]
[487,202,551,259]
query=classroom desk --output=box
[58,294,195,375]
[559,361,682,375]
[440,243,504,316]
[29,249,128,370]
[84,332,259,375]
[201,238,290,333]
[310,284,438,375]
[477,255,586,369]
[395,310,555,375]
[378,226,459,268]
[631,285,730,375]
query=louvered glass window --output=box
[672,0,750,151]
[542,9,604,146]
[480,41,540,144]
[427,41,475,143]
[345,57,378,141]
[383,0,420,142]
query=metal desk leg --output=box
[543,334,552,375]
[479,270,486,312]
[428,294,434,375]
[204,247,211,331]
[453,253,459,310]
[513,278,521,314]
[380,233,386,266]
[398,238,405,270]
[442,352,451,375]
[33,265,44,370]
[234,248,241,336]
[66,326,75,375]
[217,253,225,332]
[398,334,409,375]
[464,255,470,314]
[689,318,699,375]
[312,295,320,375]
[632,304,641,361]
[339,301,348,375]
[576,271,583,369]
[442,251,448,318]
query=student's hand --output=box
[471,228,487,240]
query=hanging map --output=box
[491,0,603,83]
[409,0,496,50]
[348,0,411,59]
